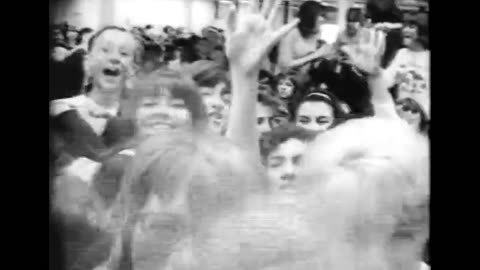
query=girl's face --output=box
[200,83,230,134]
[402,24,419,47]
[295,101,334,132]
[136,87,191,136]
[87,29,137,92]
[277,78,295,98]
[266,138,308,191]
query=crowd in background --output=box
[49,0,430,270]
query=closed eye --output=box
[142,101,158,107]
[298,116,311,124]
[268,157,285,168]
[316,117,331,124]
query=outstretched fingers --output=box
[226,3,238,34]
[375,30,386,58]
[261,0,273,17]
[250,0,260,13]
[267,0,282,25]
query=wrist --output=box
[230,68,258,95]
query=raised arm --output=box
[225,0,299,161]
[341,28,399,119]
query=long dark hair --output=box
[297,1,325,38]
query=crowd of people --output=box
[49,0,430,270]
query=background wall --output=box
[50,0,217,33]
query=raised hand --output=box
[341,28,386,75]
[225,0,299,76]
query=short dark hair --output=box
[257,91,289,118]
[404,20,429,49]
[297,0,326,38]
[347,8,364,23]
[188,60,229,89]
[260,124,316,160]
[142,43,163,62]
[163,25,174,34]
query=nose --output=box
[280,162,296,182]
[209,100,224,112]
[109,57,121,65]
[281,173,295,182]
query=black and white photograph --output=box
[49,0,430,269]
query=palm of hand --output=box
[224,0,299,75]
[226,15,273,74]
[341,29,386,75]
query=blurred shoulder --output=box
[50,95,89,116]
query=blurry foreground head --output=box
[163,117,429,270]
[107,129,266,270]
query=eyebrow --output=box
[268,156,285,162]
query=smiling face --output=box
[266,138,308,191]
[402,24,419,47]
[199,82,230,134]
[295,101,334,132]
[87,29,137,93]
[136,87,191,136]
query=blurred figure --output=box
[104,128,266,270]
[139,43,164,74]
[387,19,430,118]
[365,0,404,67]
[277,1,334,73]
[335,7,364,48]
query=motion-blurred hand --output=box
[225,0,299,76]
[341,28,386,75]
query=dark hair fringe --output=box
[260,124,317,160]
[297,1,325,38]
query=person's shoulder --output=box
[283,27,299,41]
[419,261,430,270]
[50,95,88,116]
[396,48,409,56]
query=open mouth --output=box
[103,67,121,77]
[208,111,223,121]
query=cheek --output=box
[171,109,190,123]
[267,167,283,183]
[136,107,152,123]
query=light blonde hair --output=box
[167,117,429,270]
[105,129,267,269]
